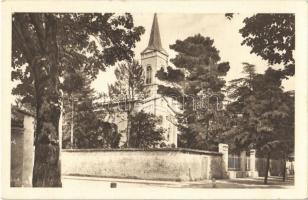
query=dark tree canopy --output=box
[239,14,295,76]
[12,13,145,106]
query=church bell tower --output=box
[141,14,168,98]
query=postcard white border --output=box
[1,0,307,199]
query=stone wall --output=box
[11,112,35,187]
[11,127,24,186]
[61,148,224,181]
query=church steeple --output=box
[141,13,168,97]
[142,13,167,55]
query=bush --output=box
[129,111,165,148]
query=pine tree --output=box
[156,34,230,150]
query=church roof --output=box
[141,13,168,56]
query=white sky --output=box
[92,13,294,94]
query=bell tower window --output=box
[146,65,152,84]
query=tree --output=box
[62,69,121,149]
[156,34,230,150]
[108,59,148,146]
[226,63,294,184]
[239,14,295,76]
[129,111,165,148]
[13,96,36,114]
[12,13,144,187]
[97,121,121,149]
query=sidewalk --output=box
[62,175,294,189]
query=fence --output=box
[228,155,250,171]
[219,144,295,179]
[256,158,285,177]
[228,155,241,171]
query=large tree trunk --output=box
[32,86,62,187]
[32,14,62,187]
[264,152,271,184]
[13,13,62,187]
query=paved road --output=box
[62,175,294,189]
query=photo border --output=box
[1,0,307,199]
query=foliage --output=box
[12,13,145,107]
[13,96,36,114]
[226,63,294,153]
[240,14,295,76]
[12,13,144,187]
[108,59,146,99]
[156,34,230,150]
[225,13,234,20]
[107,59,148,146]
[62,70,121,149]
[129,111,165,148]
[226,63,294,183]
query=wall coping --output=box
[11,127,25,133]
[12,107,35,117]
[62,148,222,156]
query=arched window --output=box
[146,65,152,84]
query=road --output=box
[62,175,294,189]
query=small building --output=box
[11,107,35,187]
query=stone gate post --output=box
[249,149,259,178]
[22,114,35,187]
[218,143,229,178]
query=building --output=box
[11,107,35,187]
[105,14,179,147]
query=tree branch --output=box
[29,13,46,53]
[12,17,34,63]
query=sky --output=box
[91,13,294,95]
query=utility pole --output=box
[59,91,63,159]
[70,95,74,149]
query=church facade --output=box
[105,14,179,147]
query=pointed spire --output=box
[142,13,167,55]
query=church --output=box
[105,14,179,147]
